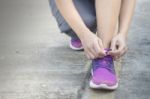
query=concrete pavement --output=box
[0,0,88,99]
[0,0,150,99]
[115,0,150,99]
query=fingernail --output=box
[103,50,107,55]
[107,52,110,55]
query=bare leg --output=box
[96,0,121,48]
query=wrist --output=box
[118,32,128,40]
[78,29,92,40]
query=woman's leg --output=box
[49,0,96,39]
[95,0,121,48]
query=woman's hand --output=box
[108,33,128,60]
[80,32,106,60]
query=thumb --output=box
[98,39,105,54]
[110,39,117,51]
[108,39,117,56]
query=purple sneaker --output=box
[69,38,83,50]
[90,50,118,90]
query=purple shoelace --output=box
[92,49,115,74]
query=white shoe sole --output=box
[90,69,118,90]
[89,80,118,90]
[69,41,84,51]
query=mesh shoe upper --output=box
[91,54,117,86]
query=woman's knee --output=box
[83,16,97,32]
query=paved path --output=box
[0,0,88,99]
[0,0,150,99]
[115,0,150,99]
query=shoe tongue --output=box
[93,55,114,73]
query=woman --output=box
[49,0,136,90]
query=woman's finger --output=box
[119,47,128,57]
[110,42,124,56]
[110,39,117,51]
[93,41,101,56]
[86,54,90,60]
[98,39,104,50]
[88,52,95,59]
[86,46,97,59]
[94,41,105,58]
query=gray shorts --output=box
[49,0,96,39]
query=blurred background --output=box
[0,0,150,99]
